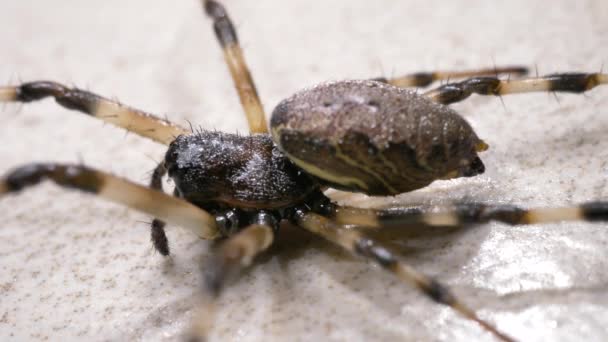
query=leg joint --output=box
[16,81,66,102]
[424,278,456,305]
[5,163,103,194]
[546,73,600,92]
[457,202,526,225]
[581,201,608,221]
[462,77,502,95]
[409,72,435,87]
[354,237,397,269]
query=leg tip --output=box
[0,87,17,102]
[0,181,8,195]
[203,0,226,18]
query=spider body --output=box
[1,1,608,341]
[271,80,487,195]
[164,79,490,236]
[165,132,318,211]
[164,131,328,235]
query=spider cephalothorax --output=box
[1,1,607,341]
[165,132,319,210]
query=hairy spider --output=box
[0,0,605,340]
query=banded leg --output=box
[0,81,190,145]
[189,219,276,341]
[330,201,608,229]
[294,210,514,342]
[149,162,171,256]
[373,65,528,88]
[424,72,608,105]
[203,0,268,134]
[0,163,219,239]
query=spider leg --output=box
[424,72,608,105]
[149,162,171,256]
[330,201,608,228]
[202,0,268,134]
[189,221,276,341]
[0,81,190,144]
[294,210,515,342]
[0,163,219,239]
[373,65,528,88]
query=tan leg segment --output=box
[425,72,608,105]
[188,223,274,341]
[0,81,190,145]
[374,66,528,88]
[203,0,268,133]
[331,202,608,229]
[1,163,218,239]
[295,211,515,342]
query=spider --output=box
[2,0,605,342]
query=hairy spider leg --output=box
[149,162,172,256]
[189,223,275,342]
[294,210,515,342]
[203,0,268,134]
[0,163,219,239]
[424,72,608,104]
[373,66,528,88]
[331,201,608,229]
[0,81,190,145]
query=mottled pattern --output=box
[272,80,485,194]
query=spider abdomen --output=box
[164,132,319,209]
[270,80,487,195]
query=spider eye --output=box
[216,210,241,236]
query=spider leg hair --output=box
[330,201,608,229]
[373,65,528,88]
[0,163,218,239]
[0,81,190,144]
[425,72,608,104]
[202,0,267,134]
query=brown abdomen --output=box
[270,80,486,195]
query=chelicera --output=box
[1,1,607,341]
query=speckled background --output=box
[1,0,607,341]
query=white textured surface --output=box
[1,0,608,341]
